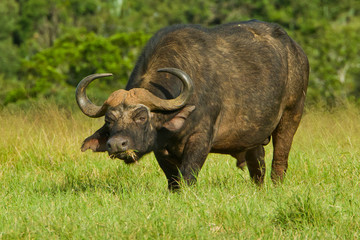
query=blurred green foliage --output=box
[15,30,149,105]
[0,0,359,106]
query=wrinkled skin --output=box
[81,103,196,164]
[79,20,309,190]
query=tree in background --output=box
[10,30,149,105]
[0,0,359,106]
[0,0,20,77]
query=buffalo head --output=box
[76,68,195,163]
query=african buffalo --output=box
[76,20,309,190]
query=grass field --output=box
[1,102,359,239]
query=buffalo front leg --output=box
[271,100,305,183]
[178,133,211,187]
[154,149,181,191]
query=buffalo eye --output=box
[133,109,148,124]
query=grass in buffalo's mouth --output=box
[125,149,138,161]
[110,149,138,162]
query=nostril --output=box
[119,139,129,152]
[107,137,129,152]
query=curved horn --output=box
[152,68,194,111]
[75,73,113,118]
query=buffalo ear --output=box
[163,105,196,132]
[81,125,108,152]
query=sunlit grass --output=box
[0,102,359,239]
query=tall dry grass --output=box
[0,102,359,239]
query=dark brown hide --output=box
[78,20,309,190]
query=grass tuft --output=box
[273,190,331,229]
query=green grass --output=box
[1,103,360,239]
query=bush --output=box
[8,30,150,105]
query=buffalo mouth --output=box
[109,150,139,163]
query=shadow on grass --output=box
[34,170,138,196]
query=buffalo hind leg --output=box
[271,100,305,183]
